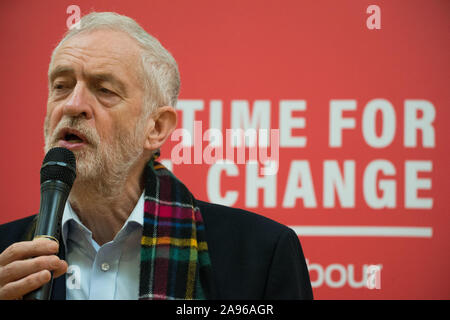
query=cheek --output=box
[95,114,117,144]
[44,104,63,136]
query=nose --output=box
[62,82,94,119]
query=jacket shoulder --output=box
[197,200,291,239]
[195,200,308,299]
[0,215,36,253]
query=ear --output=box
[144,106,177,151]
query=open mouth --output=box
[64,133,84,143]
[57,128,88,149]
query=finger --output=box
[53,259,68,279]
[0,269,51,300]
[0,255,67,285]
[0,238,59,266]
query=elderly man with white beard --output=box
[0,12,312,300]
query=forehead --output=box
[50,29,143,84]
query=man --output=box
[0,12,312,300]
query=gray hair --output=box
[49,12,180,117]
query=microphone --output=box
[24,147,76,300]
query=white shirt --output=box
[61,193,144,300]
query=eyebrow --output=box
[48,65,74,84]
[49,65,128,96]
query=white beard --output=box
[44,115,145,197]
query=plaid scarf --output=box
[138,156,213,300]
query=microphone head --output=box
[40,147,77,187]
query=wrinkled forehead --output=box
[49,29,145,85]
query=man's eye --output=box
[99,87,114,94]
[53,83,66,90]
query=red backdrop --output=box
[0,0,448,299]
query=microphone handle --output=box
[23,180,71,300]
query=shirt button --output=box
[101,262,110,272]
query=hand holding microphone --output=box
[0,147,76,300]
[0,238,67,299]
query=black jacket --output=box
[0,200,313,300]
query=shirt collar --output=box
[61,191,145,248]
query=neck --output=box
[68,158,147,246]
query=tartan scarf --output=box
[138,156,213,300]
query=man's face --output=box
[44,29,147,182]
